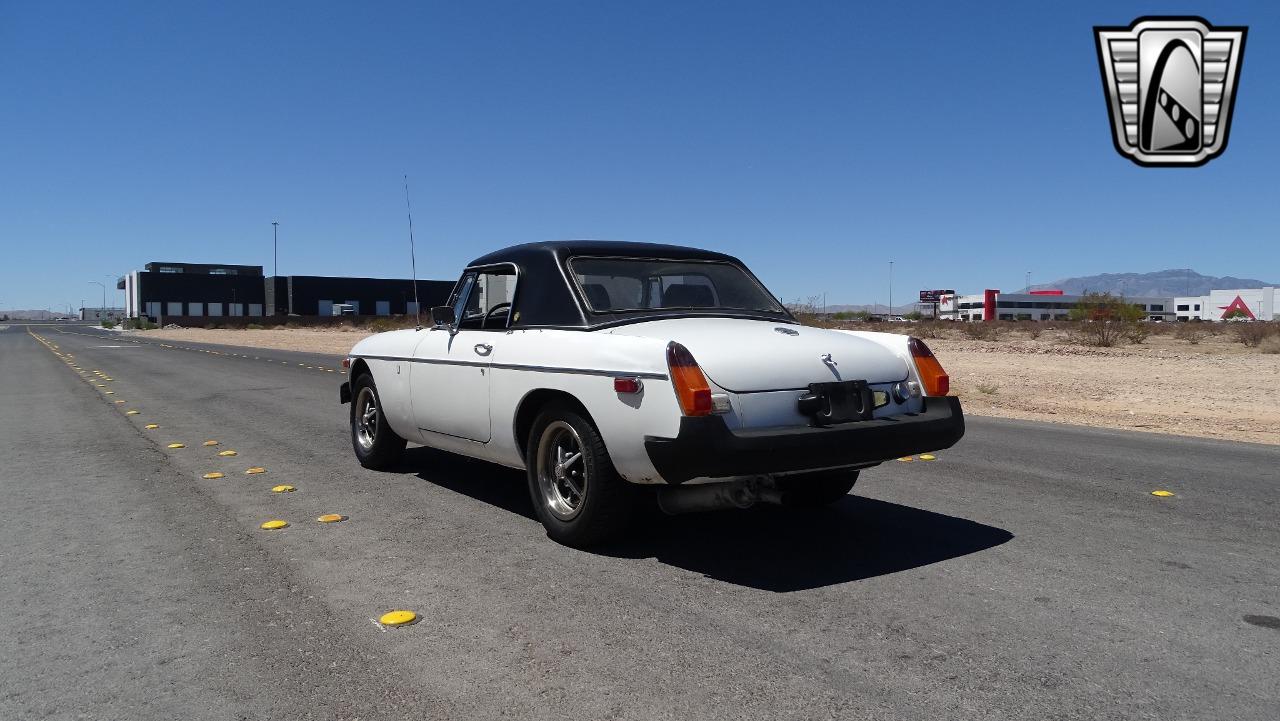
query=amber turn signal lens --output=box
[666,342,712,416]
[908,337,950,396]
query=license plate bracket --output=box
[797,380,874,426]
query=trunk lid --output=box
[608,318,909,392]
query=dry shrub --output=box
[1125,323,1151,344]
[1069,321,1128,347]
[961,322,1001,341]
[1175,322,1208,345]
[1236,322,1276,347]
[913,321,945,339]
[368,317,416,333]
[1260,337,1280,354]
[1024,323,1044,340]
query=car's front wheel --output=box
[350,373,406,470]
[526,402,637,547]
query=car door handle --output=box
[473,343,493,356]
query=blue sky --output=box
[2,1,1276,312]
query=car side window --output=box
[456,269,517,330]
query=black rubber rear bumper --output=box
[644,396,965,484]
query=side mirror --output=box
[429,305,456,327]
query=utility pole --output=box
[1025,271,1031,293]
[272,221,279,278]
[888,260,894,318]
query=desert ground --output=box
[132,323,1280,445]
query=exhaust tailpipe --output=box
[656,477,783,515]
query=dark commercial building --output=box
[122,261,452,321]
[123,262,267,319]
[276,276,453,317]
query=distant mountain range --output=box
[1031,269,1277,298]
[794,269,1278,312]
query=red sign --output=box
[1218,295,1256,320]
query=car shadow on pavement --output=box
[608,500,1014,592]
[401,447,1013,593]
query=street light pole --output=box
[272,221,279,278]
[89,281,106,320]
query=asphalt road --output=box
[2,323,1277,720]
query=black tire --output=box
[350,373,406,470]
[777,469,859,507]
[526,401,638,547]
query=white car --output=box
[341,241,963,546]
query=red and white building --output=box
[1174,288,1277,321]
[938,290,1174,322]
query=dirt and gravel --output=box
[131,324,1280,445]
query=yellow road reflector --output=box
[316,513,346,523]
[897,456,914,462]
[95,383,105,387]
[271,484,296,493]
[260,520,289,530]
[144,423,159,429]
[202,440,219,446]
[379,610,417,627]
[167,443,186,449]
[1151,490,1176,497]
[245,467,266,475]
[218,450,238,457]
[919,454,937,461]
[114,400,125,404]
[202,472,225,479]
[104,391,115,395]
[126,410,139,415]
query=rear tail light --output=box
[666,342,712,416]
[908,337,949,396]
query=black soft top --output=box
[463,240,793,329]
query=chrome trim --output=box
[353,354,668,380]
[454,261,522,331]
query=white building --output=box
[1174,288,1277,321]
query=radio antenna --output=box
[403,175,422,330]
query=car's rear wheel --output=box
[777,469,859,507]
[526,402,636,547]
[350,373,406,470]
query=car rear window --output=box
[569,257,784,314]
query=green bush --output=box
[1068,292,1144,347]
[246,323,264,330]
[100,319,116,329]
